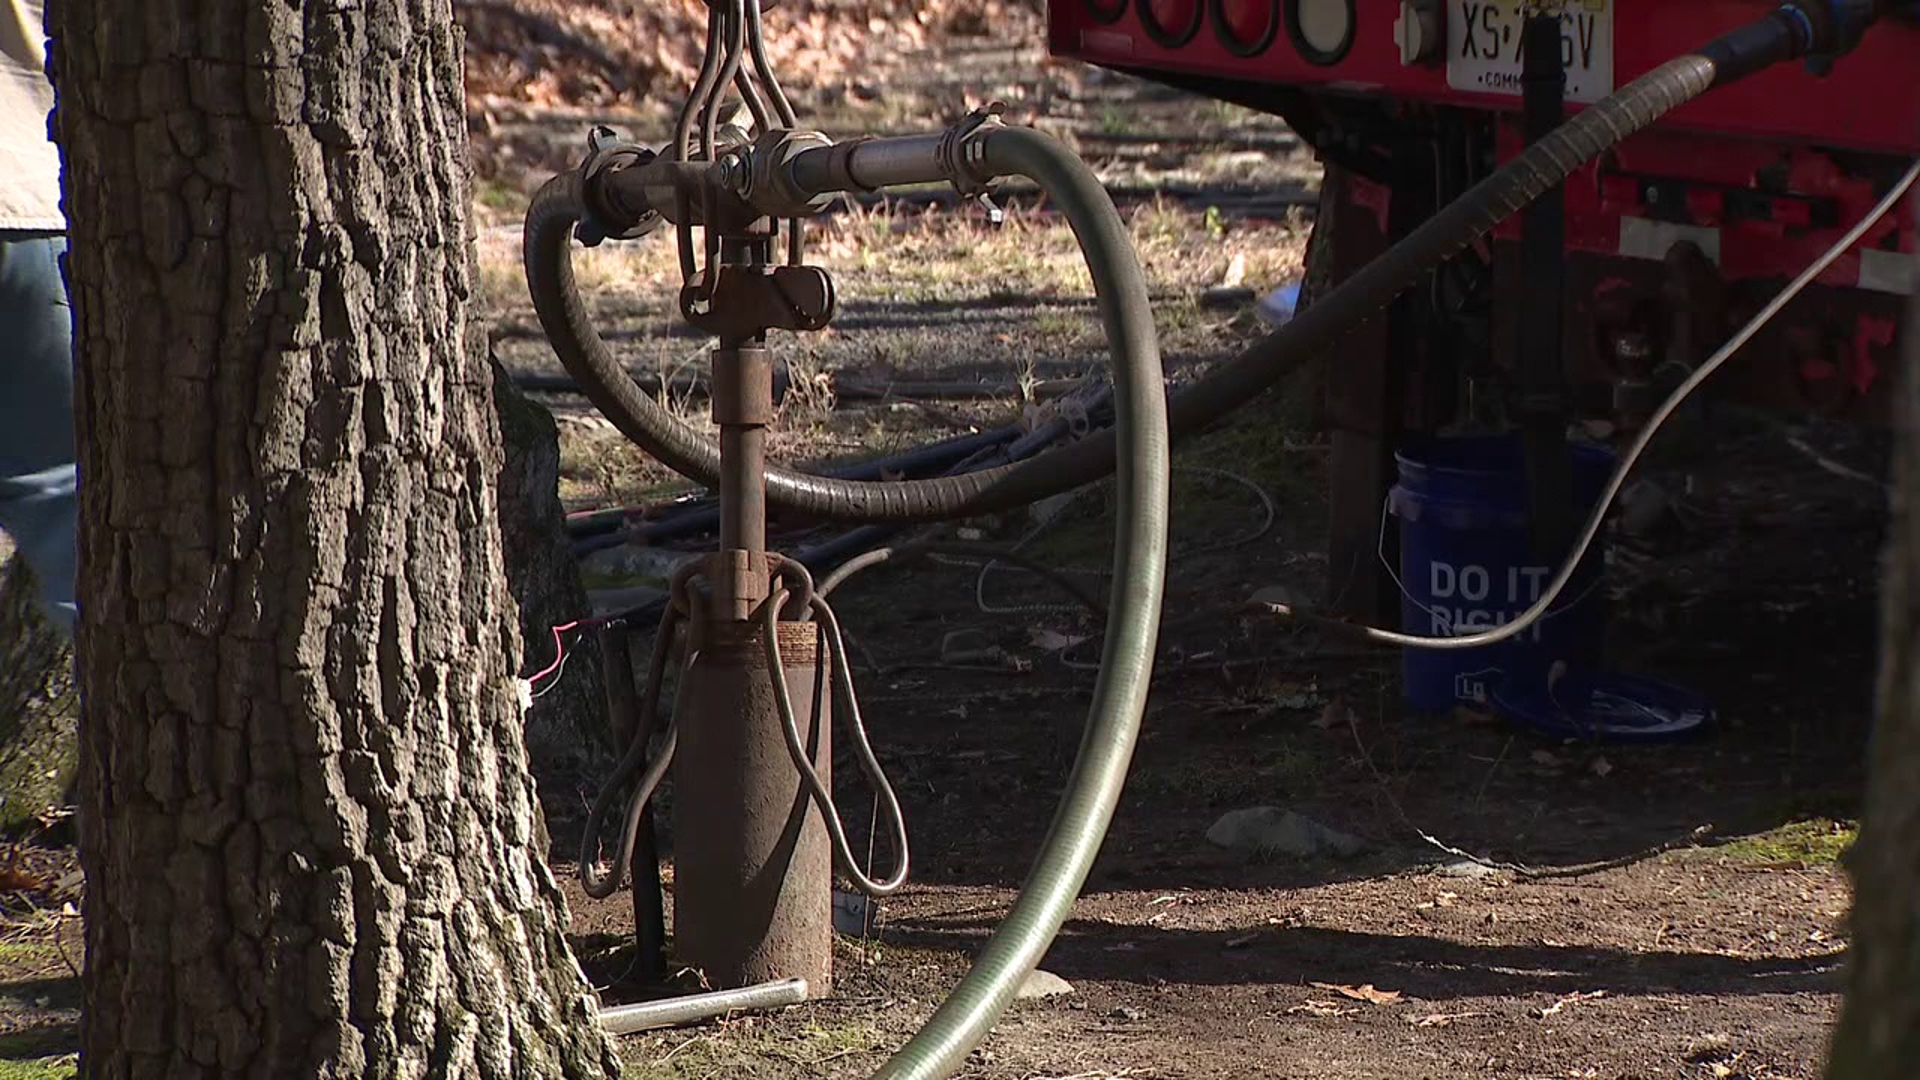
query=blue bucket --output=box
[1388,434,1615,714]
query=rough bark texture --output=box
[1826,196,1920,1080]
[50,1,620,1076]
[0,543,78,832]
[490,353,609,783]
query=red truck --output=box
[1045,0,1918,620]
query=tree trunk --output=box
[0,543,77,831]
[50,1,620,1075]
[1825,191,1920,1079]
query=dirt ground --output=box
[0,5,1895,1080]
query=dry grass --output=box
[479,192,1313,509]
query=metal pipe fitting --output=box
[783,105,1008,202]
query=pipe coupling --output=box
[743,129,839,217]
[576,126,664,247]
[936,101,1009,196]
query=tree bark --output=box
[1825,190,1920,1079]
[0,545,78,832]
[49,1,620,1076]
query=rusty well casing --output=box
[673,616,832,992]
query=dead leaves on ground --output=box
[1532,989,1607,1018]
[1308,982,1402,1006]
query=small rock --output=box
[1017,969,1074,1000]
[1435,860,1502,880]
[1108,1005,1147,1022]
[1206,807,1368,860]
[1248,584,1302,610]
[587,585,666,620]
[579,543,699,586]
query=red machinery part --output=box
[1050,0,1920,154]
[1487,128,1916,291]
[1142,0,1205,46]
[1214,0,1279,55]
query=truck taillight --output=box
[1213,0,1277,54]
[1140,0,1203,46]
[1285,0,1355,65]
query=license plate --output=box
[1447,0,1614,104]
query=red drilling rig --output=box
[1047,0,1918,622]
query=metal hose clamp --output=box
[936,101,1009,198]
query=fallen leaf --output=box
[1452,705,1501,726]
[0,869,45,893]
[1531,989,1606,1018]
[1310,982,1401,1005]
[1589,756,1614,779]
[1408,1011,1484,1028]
[1711,1065,1734,1079]
[1028,627,1088,653]
[1313,699,1352,731]
[1287,1000,1358,1018]
[1530,749,1564,769]
[1219,252,1247,289]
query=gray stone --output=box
[1205,807,1368,860]
[1435,859,1503,880]
[1017,969,1074,1000]
[588,586,668,621]
[578,542,701,587]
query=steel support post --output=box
[671,232,835,992]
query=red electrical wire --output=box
[526,620,582,685]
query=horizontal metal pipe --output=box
[597,978,810,1036]
[788,133,947,195]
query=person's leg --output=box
[0,230,76,637]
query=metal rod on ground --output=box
[597,978,811,1036]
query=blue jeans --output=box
[0,231,76,637]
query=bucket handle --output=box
[1377,494,1605,638]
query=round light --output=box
[1214,0,1278,54]
[1285,0,1355,64]
[1140,0,1203,46]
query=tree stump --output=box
[492,353,613,786]
[0,541,76,832]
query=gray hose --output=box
[524,28,1797,527]
[866,128,1169,1080]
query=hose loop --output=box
[579,599,685,899]
[754,580,913,897]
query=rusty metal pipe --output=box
[788,132,947,194]
[718,425,766,553]
[673,616,833,992]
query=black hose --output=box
[525,17,1807,526]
